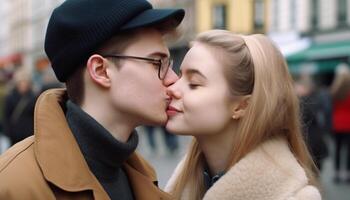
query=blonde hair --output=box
[170,30,318,199]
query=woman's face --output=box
[166,42,238,136]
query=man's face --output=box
[107,28,178,126]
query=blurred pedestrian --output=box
[144,126,179,154]
[163,127,179,154]
[0,0,184,199]
[38,68,63,94]
[165,30,321,199]
[330,63,350,183]
[295,74,329,171]
[3,68,36,146]
[144,125,157,152]
[0,82,8,145]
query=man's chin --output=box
[145,114,167,126]
[158,117,168,126]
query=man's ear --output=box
[86,54,111,88]
[231,95,251,120]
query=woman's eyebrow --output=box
[185,68,207,79]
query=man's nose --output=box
[166,78,182,99]
[162,68,179,87]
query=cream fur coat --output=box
[165,138,321,200]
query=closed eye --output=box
[189,83,200,89]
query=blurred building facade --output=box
[31,0,64,74]
[269,0,350,77]
[151,0,273,69]
[0,1,11,60]
[195,0,270,34]
[0,0,63,80]
[0,0,31,70]
[150,0,196,71]
[153,0,273,35]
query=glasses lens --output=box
[160,58,173,79]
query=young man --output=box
[0,0,184,199]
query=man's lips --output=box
[166,105,181,116]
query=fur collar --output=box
[166,138,321,200]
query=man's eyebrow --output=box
[182,68,207,79]
[147,52,169,58]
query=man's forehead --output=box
[123,29,170,56]
[130,28,167,45]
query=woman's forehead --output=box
[180,43,227,81]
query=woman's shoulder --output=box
[204,137,320,200]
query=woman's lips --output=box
[166,105,181,116]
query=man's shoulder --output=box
[0,137,54,199]
[0,136,35,171]
[0,137,40,182]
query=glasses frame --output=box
[102,54,173,80]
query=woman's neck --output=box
[196,124,237,175]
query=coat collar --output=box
[33,89,171,199]
[124,153,171,199]
[203,137,317,200]
[166,137,320,200]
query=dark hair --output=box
[65,65,85,105]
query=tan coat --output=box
[0,89,172,200]
[166,138,321,200]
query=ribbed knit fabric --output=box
[45,0,151,82]
[44,0,184,82]
[65,100,138,200]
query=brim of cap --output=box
[120,8,185,31]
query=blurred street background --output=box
[135,127,349,200]
[1,0,350,199]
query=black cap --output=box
[44,0,185,82]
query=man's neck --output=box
[81,102,135,143]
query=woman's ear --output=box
[86,54,111,88]
[231,95,251,120]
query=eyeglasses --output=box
[102,54,173,80]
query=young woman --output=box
[165,30,321,200]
